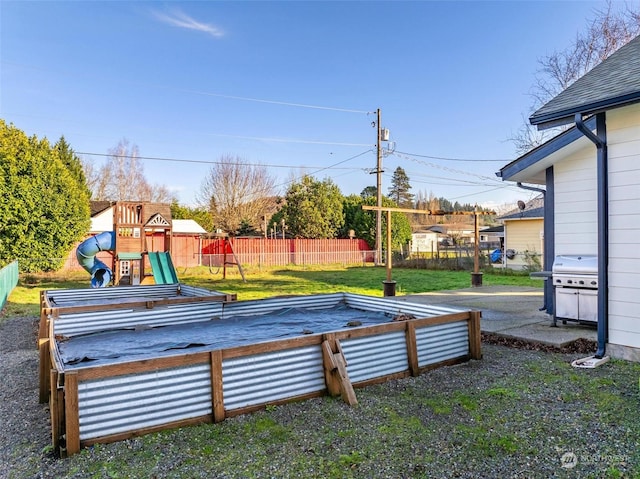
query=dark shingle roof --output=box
[90,201,114,216]
[499,195,544,220]
[530,35,640,128]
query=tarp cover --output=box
[58,305,394,369]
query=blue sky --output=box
[1,1,610,210]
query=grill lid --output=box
[552,255,597,275]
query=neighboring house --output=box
[479,225,503,247]
[427,224,474,245]
[498,196,544,271]
[410,230,441,254]
[497,35,640,361]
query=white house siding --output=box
[503,219,544,270]
[411,232,439,254]
[90,207,114,233]
[606,104,640,351]
[553,145,597,255]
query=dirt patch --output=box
[482,331,597,355]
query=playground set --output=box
[76,202,179,288]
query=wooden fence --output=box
[201,238,374,268]
[62,237,375,272]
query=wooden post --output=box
[468,311,482,360]
[321,336,357,405]
[321,339,341,397]
[64,372,81,455]
[39,339,50,404]
[50,369,62,453]
[405,323,419,376]
[210,350,225,422]
[386,209,392,282]
[474,211,479,274]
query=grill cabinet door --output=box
[578,289,597,323]
[555,288,579,320]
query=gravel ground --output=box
[1,314,639,479]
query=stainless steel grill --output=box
[552,255,597,324]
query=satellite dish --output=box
[517,200,526,211]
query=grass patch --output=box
[1,265,539,323]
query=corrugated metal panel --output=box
[340,331,409,383]
[179,284,229,297]
[222,346,325,410]
[45,284,181,306]
[54,302,224,337]
[220,293,345,318]
[44,284,227,308]
[415,321,469,367]
[77,363,212,440]
[344,294,463,318]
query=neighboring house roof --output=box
[425,224,474,235]
[499,196,544,220]
[172,219,207,235]
[530,35,640,128]
[90,200,112,217]
[480,225,504,234]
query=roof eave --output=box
[497,116,596,182]
[530,91,640,129]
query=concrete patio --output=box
[394,285,597,348]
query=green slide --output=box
[148,252,179,284]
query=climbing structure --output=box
[113,202,173,285]
[76,201,174,287]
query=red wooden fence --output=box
[63,237,375,271]
[201,238,374,268]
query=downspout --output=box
[516,182,553,315]
[575,112,608,359]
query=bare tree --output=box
[84,139,173,203]
[511,1,640,153]
[197,155,278,235]
[535,2,640,103]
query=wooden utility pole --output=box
[375,108,383,265]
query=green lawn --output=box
[2,265,540,320]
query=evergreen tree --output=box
[0,121,90,271]
[340,195,412,249]
[55,136,91,198]
[388,167,414,207]
[275,175,344,239]
[360,186,377,199]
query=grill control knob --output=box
[579,280,584,285]
[591,281,597,286]
[567,280,573,284]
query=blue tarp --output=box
[58,304,394,368]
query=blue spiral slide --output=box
[76,231,116,288]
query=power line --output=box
[176,88,371,114]
[394,149,511,163]
[3,61,372,115]
[76,151,367,171]
[390,151,505,185]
